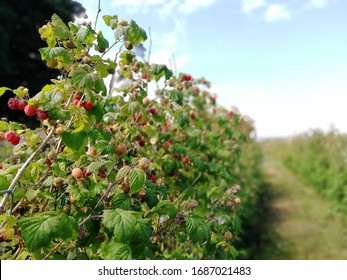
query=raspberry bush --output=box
[0,13,257,260]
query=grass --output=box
[257,141,347,259]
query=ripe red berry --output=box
[183,74,192,81]
[17,100,26,110]
[150,175,157,183]
[193,87,200,93]
[24,105,37,116]
[8,98,19,110]
[182,156,190,164]
[190,113,196,120]
[0,165,3,169]
[148,107,158,114]
[72,99,80,106]
[74,94,82,101]
[84,101,94,110]
[141,73,149,80]
[5,131,20,145]
[37,110,49,120]
[228,111,234,117]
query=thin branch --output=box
[94,0,101,31]
[43,240,64,260]
[147,27,152,64]
[0,127,56,212]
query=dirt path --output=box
[260,148,347,259]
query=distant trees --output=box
[0,0,85,126]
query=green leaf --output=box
[186,215,209,244]
[126,20,147,45]
[71,68,96,89]
[61,130,87,151]
[103,209,137,242]
[76,24,95,43]
[18,212,78,252]
[116,166,132,181]
[131,219,152,243]
[39,47,71,64]
[163,158,176,174]
[175,112,190,127]
[103,15,119,29]
[48,107,71,121]
[152,64,173,81]
[97,31,109,49]
[145,189,159,209]
[0,175,10,190]
[51,14,70,39]
[128,168,146,194]
[100,241,132,260]
[66,184,90,206]
[110,193,131,210]
[155,201,178,218]
[0,87,11,97]
[166,90,183,105]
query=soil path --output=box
[260,146,347,259]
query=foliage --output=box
[283,129,347,213]
[0,13,257,260]
[0,0,85,127]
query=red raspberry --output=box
[5,131,20,145]
[72,99,80,106]
[148,107,158,114]
[24,105,37,116]
[17,100,26,110]
[11,134,20,145]
[183,74,192,81]
[0,165,3,169]
[84,101,94,110]
[8,98,19,110]
[37,110,49,120]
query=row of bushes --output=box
[283,129,347,213]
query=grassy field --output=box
[258,140,347,259]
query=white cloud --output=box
[178,0,216,14]
[241,0,267,14]
[264,4,291,22]
[306,0,329,8]
[110,0,215,15]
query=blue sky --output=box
[76,0,347,138]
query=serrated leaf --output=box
[0,87,11,97]
[145,189,159,209]
[76,24,95,43]
[186,215,209,244]
[116,166,132,182]
[100,241,132,260]
[103,209,137,242]
[48,107,71,121]
[61,130,87,151]
[103,15,119,29]
[128,168,145,194]
[175,112,190,127]
[71,68,96,89]
[18,212,78,252]
[156,201,178,218]
[39,47,71,64]
[97,31,109,49]
[66,184,90,206]
[163,158,176,174]
[110,193,131,210]
[131,219,152,243]
[152,64,173,81]
[127,20,147,45]
[0,175,10,190]
[166,90,183,105]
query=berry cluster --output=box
[4,131,21,145]
[72,95,94,110]
[8,98,26,110]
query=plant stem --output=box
[43,240,64,260]
[94,0,101,31]
[0,127,56,212]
